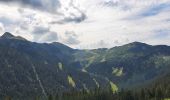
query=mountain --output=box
[73,41,170,88]
[1,32,27,41]
[0,32,108,99]
[0,32,170,99]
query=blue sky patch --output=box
[140,3,170,17]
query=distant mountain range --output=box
[0,32,170,98]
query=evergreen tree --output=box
[48,94,53,100]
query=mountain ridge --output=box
[0,32,170,98]
[1,32,27,41]
[1,32,169,50]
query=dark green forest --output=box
[4,76,170,100]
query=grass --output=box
[58,62,63,70]
[109,81,118,93]
[68,75,76,88]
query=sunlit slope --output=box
[73,42,170,88]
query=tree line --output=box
[4,80,170,100]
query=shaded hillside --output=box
[0,32,109,98]
[0,32,170,99]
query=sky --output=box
[0,0,170,49]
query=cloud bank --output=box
[0,0,170,49]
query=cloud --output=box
[63,31,80,45]
[38,32,58,42]
[101,0,131,11]
[0,0,87,24]
[50,12,87,24]
[32,26,50,35]
[0,16,18,26]
[137,3,170,18]
[102,0,119,7]
[50,0,87,24]
[0,0,170,49]
[55,12,87,24]
[31,26,59,42]
[0,0,61,13]
[0,22,5,34]
[62,0,87,23]
[96,40,109,48]
[153,29,170,39]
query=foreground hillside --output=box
[5,74,170,100]
[0,32,170,99]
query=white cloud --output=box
[62,31,80,46]
[0,0,170,49]
[0,22,5,34]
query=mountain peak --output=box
[1,32,15,39]
[1,32,27,41]
[126,41,150,47]
[130,41,146,45]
